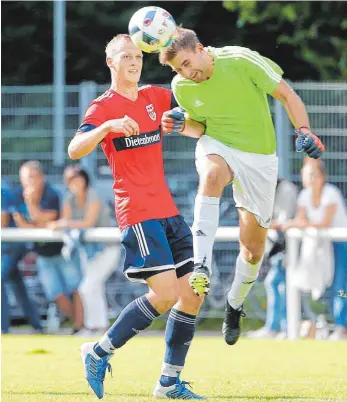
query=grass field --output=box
[2,334,347,402]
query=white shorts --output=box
[195,135,278,228]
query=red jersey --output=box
[80,85,179,230]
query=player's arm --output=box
[272,79,325,159]
[271,79,309,129]
[161,108,205,138]
[69,100,140,160]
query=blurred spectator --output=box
[248,178,298,339]
[283,158,347,340]
[48,166,119,336]
[13,161,84,333]
[1,185,43,334]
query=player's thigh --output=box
[121,219,176,284]
[146,269,179,303]
[238,208,268,262]
[167,215,194,278]
[197,154,233,195]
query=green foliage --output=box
[2,1,347,85]
[223,1,347,80]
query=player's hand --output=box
[106,115,140,137]
[161,107,185,134]
[295,128,325,159]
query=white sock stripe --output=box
[175,257,194,269]
[136,298,154,320]
[139,297,156,320]
[219,49,281,82]
[132,226,145,257]
[135,298,154,320]
[137,223,150,256]
[136,297,156,320]
[169,310,196,325]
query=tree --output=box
[223,1,347,81]
[2,1,346,85]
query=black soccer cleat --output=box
[222,300,246,345]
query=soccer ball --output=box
[128,6,177,53]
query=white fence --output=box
[2,226,346,339]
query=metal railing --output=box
[2,226,346,339]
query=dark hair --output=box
[64,165,90,188]
[159,27,200,64]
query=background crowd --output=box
[2,157,347,340]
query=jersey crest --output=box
[146,104,156,121]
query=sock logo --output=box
[184,341,191,346]
[242,280,256,285]
[132,328,141,334]
[195,230,206,236]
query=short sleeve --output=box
[297,189,308,208]
[235,48,284,94]
[321,185,341,207]
[79,101,108,130]
[151,86,173,117]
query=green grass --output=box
[2,335,347,401]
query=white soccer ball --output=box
[128,6,177,53]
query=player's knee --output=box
[180,293,204,313]
[200,167,227,193]
[157,289,180,311]
[241,247,263,265]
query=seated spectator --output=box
[48,166,119,336]
[283,158,347,340]
[1,184,43,334]
[13,161,84,333]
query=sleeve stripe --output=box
[219,49,282,83]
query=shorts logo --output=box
[113,128,161,151]
[146,104,156,121]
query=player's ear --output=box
[106,57,113,69]
[196,43,204,53]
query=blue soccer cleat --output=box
[80,342,113,399]
[153,375,205,399]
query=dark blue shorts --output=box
[121,215,193,283]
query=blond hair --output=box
[159,27,200,64]
[105,34,133,59]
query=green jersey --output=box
[172,46,284,155]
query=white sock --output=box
[227,254,262,310]
[192,194,220,274]
[161,362,183,378]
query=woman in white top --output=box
[284,158,347,340]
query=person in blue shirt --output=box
[13,161,84,333]
[1,184,43,334]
